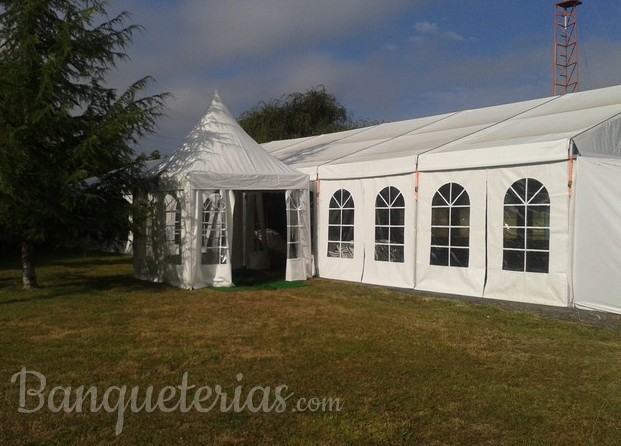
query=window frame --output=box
[327,189,355,259]
[286,192,303,259]
[164,194,182,264]
[202,192,229,265]
[374,186,405,263]
[430,183,470,268]
[502,178,550,273]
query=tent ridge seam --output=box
[417,96,561,159]
[316,111,461,171]
[268,122,388,156]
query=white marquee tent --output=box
[263,85,621,314]
[133,93,311,288]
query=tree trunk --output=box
[21,241,38,289]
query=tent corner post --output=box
[568,155,576,197]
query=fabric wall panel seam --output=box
[414,169,487,297]
[483,162,569,306]
[315,180,365,282]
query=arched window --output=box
[327,189,354,258]
[202,193,228,265]
[164,194,181,264]
[430,183,470,267]
[375,186,405,263]
[503,178,550,273]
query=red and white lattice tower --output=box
[553,1,582,95]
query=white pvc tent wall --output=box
[571,157,621,313]
[263,85,621,314]
[134,93,312,288]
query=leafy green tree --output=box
[0,0,169,288]
[239,85,371,143]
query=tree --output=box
[0,0,169,288]
[238,85,372,143]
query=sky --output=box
[105,0,621,156]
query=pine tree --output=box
[0,0,169,288]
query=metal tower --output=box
[553,1,582,95]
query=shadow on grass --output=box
[0,250,133,270]
[0,251,172,304]
[0,275,172,305]
[0,254,305,303]
[44,255,134,268]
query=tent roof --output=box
[262,85,621,179]
[149,92,308,190]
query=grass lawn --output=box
[0,253,620,445]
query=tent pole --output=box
[568,154,575,197]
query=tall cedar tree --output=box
[0,0,169,288]
[238,86,369,144]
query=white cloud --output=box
[410,21,475,45]
[414,21,439,35]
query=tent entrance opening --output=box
[231,191,287,283]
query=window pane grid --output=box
[165,195,182,263]
[502,178,550,273]
[327,189,355,259]
[287,194,303,260]
[202,193,228,265]
[430,183,470,268]
[375,187,405,263]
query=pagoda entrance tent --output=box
[262,85,621,314]
[133,93,311,288]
